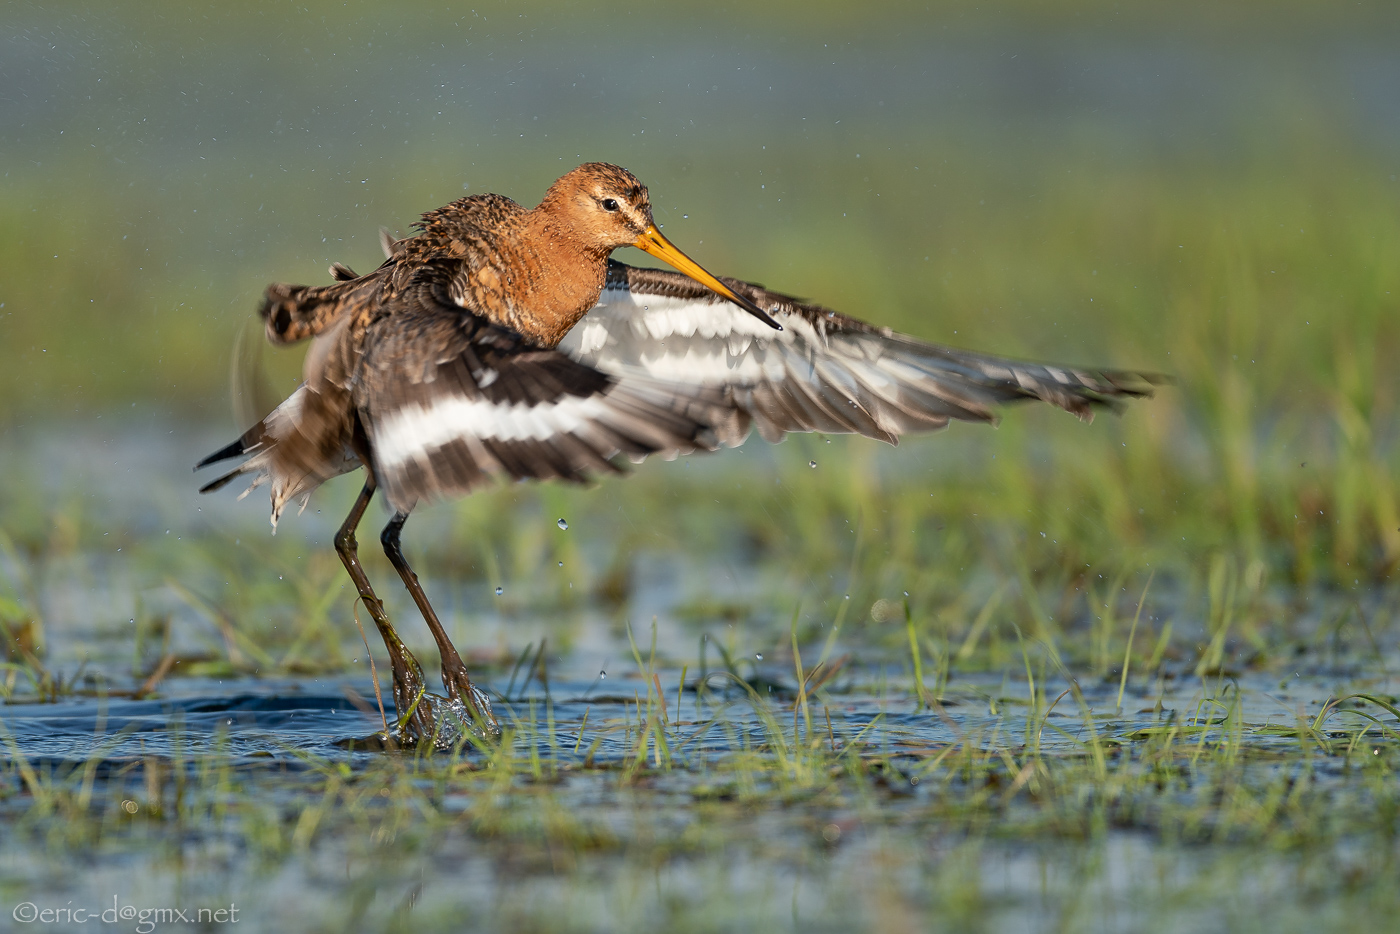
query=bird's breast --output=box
[461,239,607,349]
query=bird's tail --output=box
[196,384,362,531]
[259,233,403,346]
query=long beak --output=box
[634,225,782,331]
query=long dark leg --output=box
[334,479,436,741]
[382,512,497,732]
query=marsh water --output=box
[2,661,1382,796]
[4,422,1400,933]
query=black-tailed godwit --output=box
[197,163,1158,743]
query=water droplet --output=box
[809,460,817,468]
[557,518,568,530]
[495,586,503,595]
[755,653,763,660]
[599,670,607,680]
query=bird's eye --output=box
[601,198,620,212]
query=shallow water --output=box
[3,663,1394,934]
[1,658,1377,768]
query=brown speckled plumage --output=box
[262,164,657,351]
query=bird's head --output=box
[541,162,655,249]
[540,163,782,330]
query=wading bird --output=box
[197,163,1157,743]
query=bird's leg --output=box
[334,479,436,743]
[381,511,499,735]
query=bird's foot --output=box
[388,690,497,749]
[441,661,501,739]
[389,668,441,747]
[385,671,498,750]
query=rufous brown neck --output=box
[500,208,612,348]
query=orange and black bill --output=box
[634,226,782,330]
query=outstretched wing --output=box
[354,275,724,513]
[558,262,1162,447]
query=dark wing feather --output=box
[558,262,1163,447]
[353,272,723,513]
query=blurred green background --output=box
[3,0,1400,606]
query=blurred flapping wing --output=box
[558,262,1162,447]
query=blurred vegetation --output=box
[4,140,1399,604]
[2,0,1399,692]
[7,135,1399,415]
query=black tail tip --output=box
[195,438,247,471]
[198,471,242,494]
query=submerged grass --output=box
[3,651,1400,932]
